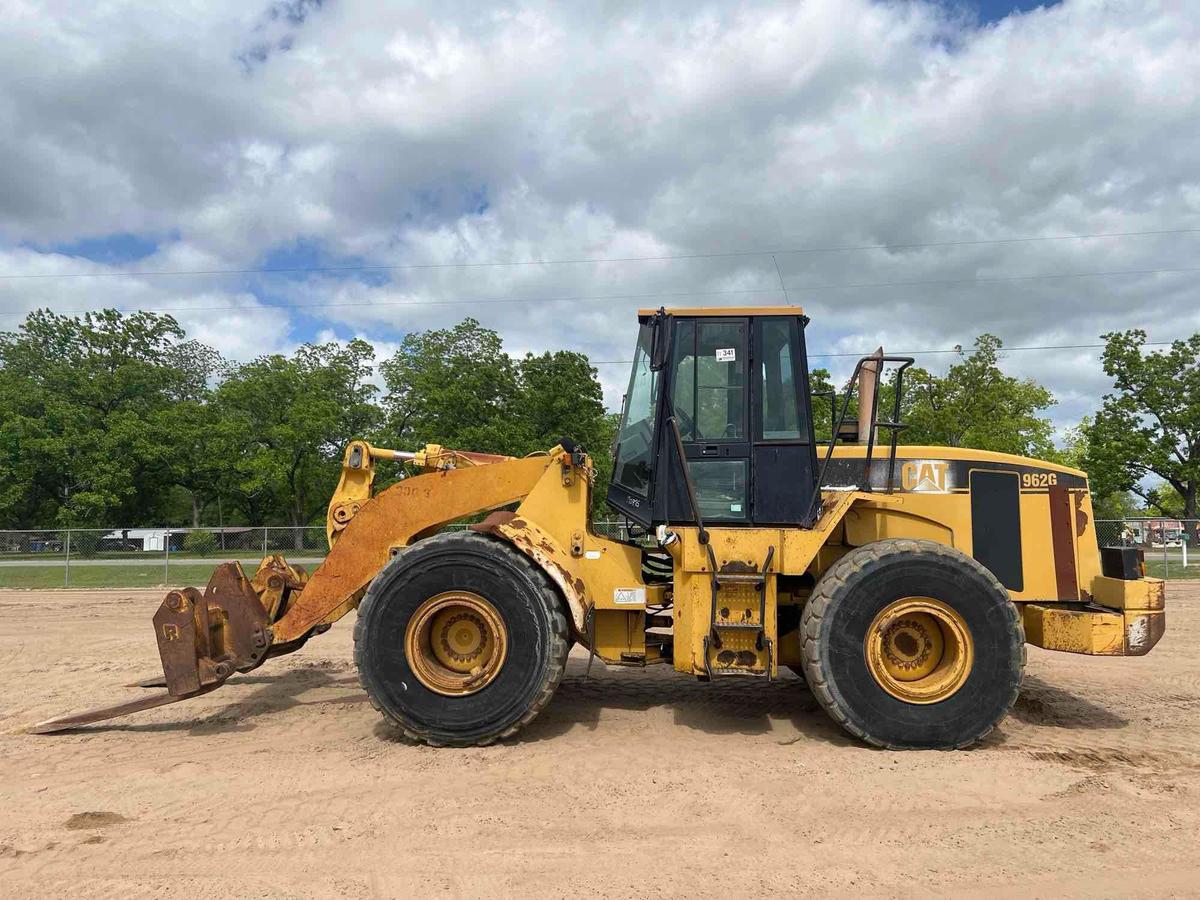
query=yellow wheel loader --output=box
[34,307,1166,749]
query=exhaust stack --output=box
[856,347,884,444]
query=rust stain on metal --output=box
[274,456,552,643]
[1048,483,1080,601]
[469,510,517,534]
[1073,490,1089,538]
[492,518,589,634]
[1149,579,1166,609]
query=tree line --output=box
[0,310,613,529]
[0,308,1195,528]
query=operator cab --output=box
[608,307,820,529]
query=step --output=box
[713,572,766,584]
[709,666,770,678]
[712,621,765,631]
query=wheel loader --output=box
[34,306,1166,749]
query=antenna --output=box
[772,254,790,305]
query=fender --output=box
[473,512,590,636]
[843,505,956,549]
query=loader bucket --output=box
[29,556,308,733]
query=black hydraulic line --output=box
[668,416,709,546]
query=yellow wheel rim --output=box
[865,597,974,704]
[405,591,508,696]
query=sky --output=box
[1,0,1196,437]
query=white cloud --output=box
[1,0,1198,425]
[0,248,294,362]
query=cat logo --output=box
[901,460,951,493]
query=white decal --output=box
[585,550,602,560]
[715,347,736,363]
[900,460,952,493]
[614,587,646,606]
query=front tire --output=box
[354,531,569,746]
[801,539,1024,749]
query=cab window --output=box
[671,320,746,441]
[759,318,801,440]
[611,324,659,494]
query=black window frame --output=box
[606,313,821,530]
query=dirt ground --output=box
[1,585,1198,899]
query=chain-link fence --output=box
[0,521,634,589]
[2,518,1190,588]
[1096,518,1198,580]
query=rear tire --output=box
[801,539,1024,750]
[354,531,569,746]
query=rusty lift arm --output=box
[31,441,555,733]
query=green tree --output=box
[811,340,1055,458]
[380,319,520,453]
[900,335,1056,457]
[1093,491,1144,520]
[808,366,837,442]
[1055,417,1138,517]
[516,350,617,513]
[1141,485,1185,518]
[379,320,616,514]
[1085,330,1200,518]
[217,339,380,538]
[0,309,188,526]
[1054,418,1090,471]
[152,340,231,526]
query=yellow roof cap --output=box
[636,305,804,318]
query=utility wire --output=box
[3,263,1197,320]
[1,226,1198,280]
[587,340,1177,365]
[0,286,780,319]
[793,264,1200,290]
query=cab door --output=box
[750,316,818,524]
[658,318,751,523]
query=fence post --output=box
[263,526,268,555]
[1162,541,1168,580]
[164,528,171,585]
[64,528,71,588]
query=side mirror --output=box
[649,307,672,371]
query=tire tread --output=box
[799,538,1025,750]
[353,531,570,747]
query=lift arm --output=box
[275,445,553,642]
[31,442,554,733]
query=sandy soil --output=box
[1,585,1198,899]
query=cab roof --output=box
[636,305,804,320]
